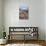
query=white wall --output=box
[3,0,45,40]
[45,0,46,40]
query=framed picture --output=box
[19,4,29,19]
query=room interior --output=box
[0,0,46,46]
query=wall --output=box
[45,0,46,40]
[3,0,45,40]
[0,0,3,38]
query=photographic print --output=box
[19,4,29,19]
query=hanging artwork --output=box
[19,4,29,19]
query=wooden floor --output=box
[9,40,46,46]
[0,40,46,46]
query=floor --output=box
[0,44,42,46]
[0,40,46,46]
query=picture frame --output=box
[19,4,29,19]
